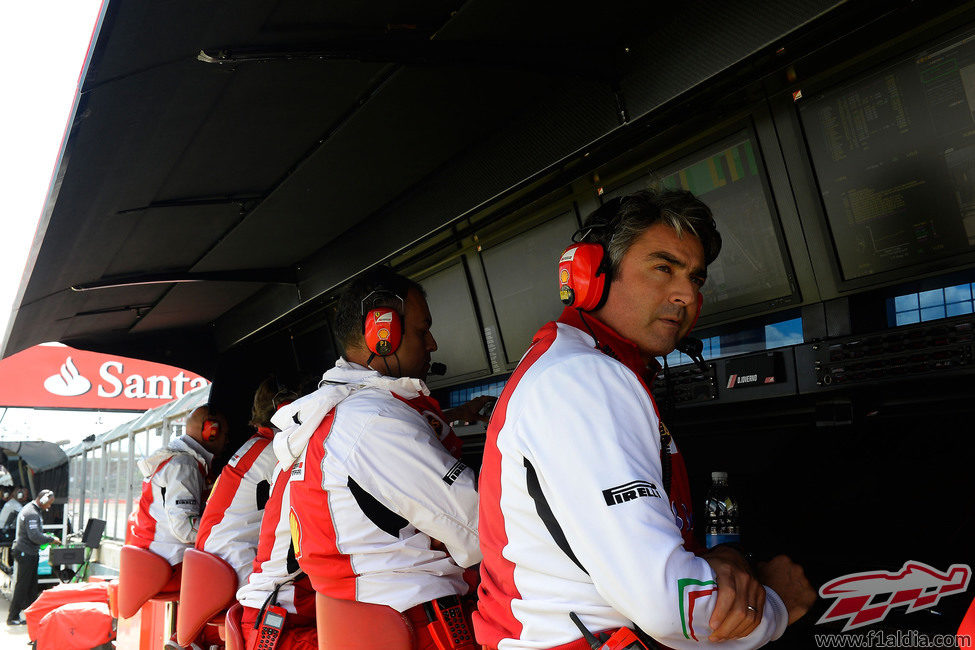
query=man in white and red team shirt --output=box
[474,190,817,650]
[235,455,317,650]
[130,405,228,575]
[196,376,298,585]
[278,266,492,649]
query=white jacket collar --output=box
[270,358,428,466]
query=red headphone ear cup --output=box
[202,419,219,442]
[364,308,403,356]
[559,243,609,312]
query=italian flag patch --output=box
[678,578,717,641]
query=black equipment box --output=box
[725,351,786,389]
[83,518,106,549]
[49,545,86,565]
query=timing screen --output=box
[801,31,975,279]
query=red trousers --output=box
[241,606,318,650]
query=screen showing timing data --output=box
[800,30,975,280]
[605,132,794,316]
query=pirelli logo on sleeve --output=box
[442,461,467,485]
[602,480,661,506]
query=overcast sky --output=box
[0,1,139,445]
[0,0,104,344]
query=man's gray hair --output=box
[584,189,722,276]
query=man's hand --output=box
[443,395,497,425]
[50,537,61,546]
[756,555,817,625]
[703,545,766,641]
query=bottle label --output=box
[706,533,741,549]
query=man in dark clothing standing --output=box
[7,489,60,625]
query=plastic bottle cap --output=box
[711,471,728,481]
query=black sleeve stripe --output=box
[256,480,271,511]
[523,458,588,575]
[347,476,408,539]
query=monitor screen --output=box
[480,210,580,364]
[800,30,975,281]
[421,262,490,383]
[604,131,795,316]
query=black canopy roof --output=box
[3,0,862,375]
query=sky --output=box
[0,0,138,445]
[0,0,103,341]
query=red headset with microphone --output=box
[362,289,405,357]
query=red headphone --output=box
[202,417,220,443]
[558,198,621,312]
[362,289,404,357]
[559,242,612,312]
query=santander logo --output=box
[43,357,92,397]
[0,345,210,410]
[40,354,207,401]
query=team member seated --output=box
[236,443,317,650]
[130,405,229,571]
[277,266,490,649]
[196,376,298,585]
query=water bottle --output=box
[705,471,740,548]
